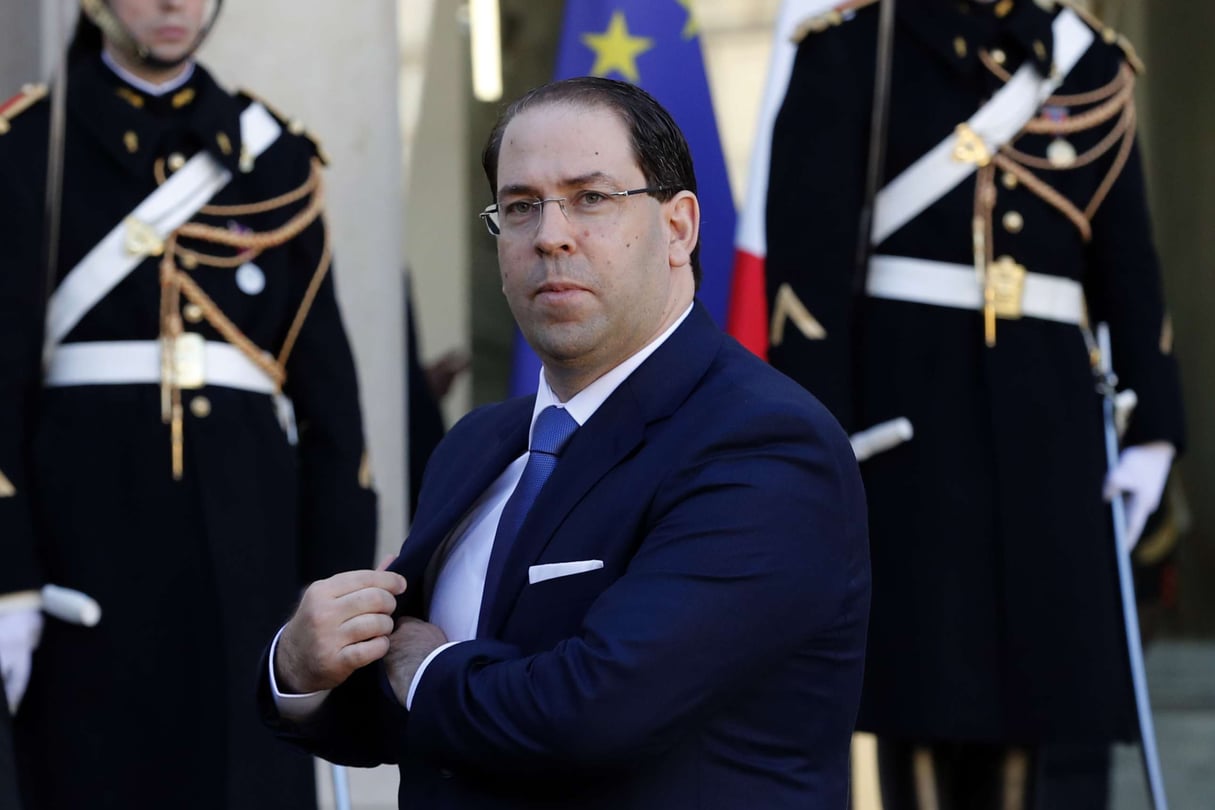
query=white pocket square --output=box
[528,560,604,585]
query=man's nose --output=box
[533,199,573,252]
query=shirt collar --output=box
[530,302,694,433]
[101,50,196,97]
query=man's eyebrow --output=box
[497,172,623,198]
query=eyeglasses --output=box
[479,186,674,237]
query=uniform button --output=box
[183,303,205,323]
[180,252,199,270]
[189,396,212,418]
[123,131,139,153]
[167,152,186,171]
[990,48,1007,65]
[1003,211,1024,234]
[953,37,968,59]
[1001,171,1019,190]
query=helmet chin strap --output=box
[80,0,222,71]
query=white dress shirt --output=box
[273,304,693,716]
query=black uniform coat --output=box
[765,0,1184,744]
[0,56,376,809]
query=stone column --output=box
[200,4,408,557]
[0,3,45,88]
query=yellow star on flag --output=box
[581,11,655,83]
[676,0,700,40]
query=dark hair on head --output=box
[481,76,701,286]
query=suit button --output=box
[438,768,455,779]
[167,152,186,172]
[1001,171,1019,190]
[1002,211,1024,234]
[990,48,1007,65]
[183,303,205,323]
[189,395,212,418]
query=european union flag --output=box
[508,0,738,396]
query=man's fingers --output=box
[338,635,392,671]
[321,568,406,597]
[335,584,400,618]
[339,612,394,644]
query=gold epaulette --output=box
[0,83,48,136]
[237,87,330,165]
[792,0,880,43]
[1057,0,1146,73]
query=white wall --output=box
[201,3,409,557]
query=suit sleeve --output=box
[764,32,873,431]
[258,648,406,767]
[403,404,870,778]
[1085,132,1185,451]
[281,203,378,580]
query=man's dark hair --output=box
[481,76,701,286]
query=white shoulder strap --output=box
[870,9,1094,246]
[43,102,282,363]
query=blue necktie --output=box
[478,405,579,635]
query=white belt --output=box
[866,255,1086,325]
[44,340,278,394]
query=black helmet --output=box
[73,0,224,69]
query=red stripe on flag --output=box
[726,249,769,361]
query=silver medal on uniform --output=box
[1047,137,1077,168]
[235,262,266,295]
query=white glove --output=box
[1104,441,1175,553]
[0,607,43,713]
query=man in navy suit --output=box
[261,77,870,809]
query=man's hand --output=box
[0,607,43,713]
[1105,441,1175,552]
[384,617,448,706]
[275,570,407,694]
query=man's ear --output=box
[666,191,700,269]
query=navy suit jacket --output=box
[263,304,870,809]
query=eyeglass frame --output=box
[478,186,676,237]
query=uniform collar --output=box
[69,55,245,178]
[899,0,1056,79]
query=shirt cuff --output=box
[269,625,331,721]
[406,641,460,710]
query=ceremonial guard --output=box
[765,0,1184,807]
[0,1,376,807]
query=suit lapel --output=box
[479,304,724,638]
[391,399,532,614]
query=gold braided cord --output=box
[175,168,325,253]
[275,219,332,370]
[174,245,262,270]
[1003,101,1133,171]
[992,152,1093,241]
[978,50,1132,109]
[1044,63,1136,107]
[1085,103,1137,220]
[1021,74,1134,136]
[174,270,287,388]
[153,157,322,217]
[198,161,321,216]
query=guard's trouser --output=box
[873,739,1111,810]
